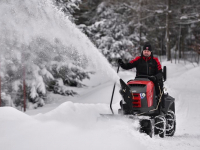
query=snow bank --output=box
[0,103,147,150]
[34,101,103,125]
[0,107,33,121]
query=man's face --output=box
[143,50,151,57]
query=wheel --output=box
[140,119,154,138]
[154,115,166,138]
[166,110,176,136]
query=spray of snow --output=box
[0,0,119,82]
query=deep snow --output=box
[1,61,200,150]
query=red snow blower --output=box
[107,66,176,138]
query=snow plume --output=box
[0,0,118,78]
[0,0,119,107]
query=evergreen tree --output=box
[71,0,200,63]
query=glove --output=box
[149,76,156,82]
[118,59,123,66]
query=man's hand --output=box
[118,59,124,66]
[149,76,156,82]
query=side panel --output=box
[146,81,154,107]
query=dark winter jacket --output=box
[120,54,163,80]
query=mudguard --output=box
[162,94,175,114]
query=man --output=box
[118,43,163,96]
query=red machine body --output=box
[126,78,157,114]
[127,80,154,108]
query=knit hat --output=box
[143,43,152,52]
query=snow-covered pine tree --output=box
[0,38,91,109]
[73,0,168,64]
[74,0,142,65]
[54,0,82,21]
[0,0,94,109]
[71,0,200,63]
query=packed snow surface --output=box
[1,61,200,150]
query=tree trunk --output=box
[181,37,185,64]
[175,42,177,64]
[139,0,142,51]
[178,25,182,62]
[0,59,1,107]
[0,75,1,107]
[166,0,171,61]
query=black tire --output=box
[154,115,166,138]
[166,110,176,136]
[148,120,154,138]
[140,119,154,138]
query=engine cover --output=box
[120,78,158,115]
[127,79,154,108]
